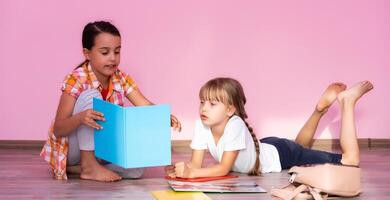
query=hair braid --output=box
[236,93,261,176]
[243,120,261,175]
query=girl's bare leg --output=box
[295,83,347,147]
[338,81,373,166]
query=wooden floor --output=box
[1,148,390,199]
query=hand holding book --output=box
[77,109,105,130]
[170,114,182,132]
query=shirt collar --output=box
[85,62,123,93]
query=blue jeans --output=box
[260,137,342,169]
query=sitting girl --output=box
[41,21,181,182]
[166,77,373,178]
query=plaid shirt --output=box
[40,62,137,180]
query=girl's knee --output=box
[74,89,102,113]
[122,168,144,179]
[341,153,360,166]
[105,163,144,179]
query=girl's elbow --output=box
[52,123,62,137]
[53,130,60,137]
[219,167,231,176]
[219,171,229,176]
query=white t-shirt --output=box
[190,115,281,173]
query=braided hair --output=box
[199,77,261,175]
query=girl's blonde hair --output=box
[199,77,261,176]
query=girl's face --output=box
[199,99,235,127]
[83,33,121,79]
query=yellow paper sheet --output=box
[151,190,211,200]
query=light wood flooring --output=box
[0,148,389,199]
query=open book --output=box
[168,180,267,193]
[165,174,238,182]
[93,98,171,168]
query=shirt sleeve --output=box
[121,71,138,97]
[61,74,83,99]
[190,120,208,150]
[223,117,247,151]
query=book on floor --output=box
[165,174,238,182]
[151,190,211,200]
[93,98,171,168]
[168,180,267,193]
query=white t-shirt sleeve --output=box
[190,120,208,150]
[223,117,247,151]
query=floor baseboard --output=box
[0,140,45,150]
[1,138,390,152]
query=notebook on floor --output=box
[168,180,267,193]
[165,174,238,182]
[151,190,211,200]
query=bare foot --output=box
[337,81,374,104]
[316,82,347,113]
[80,163,122,182]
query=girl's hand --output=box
[171,115,182,132]
[165,165,176,178]
[77,109,105,130]
[174,162,195,178]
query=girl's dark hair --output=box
[76,21,121,68]
[199,77,261,176]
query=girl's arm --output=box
[126,88,153,106]
[189,149,205,168]
[53,93,104,137]
[126,88,181,131]
[175,150,239,178]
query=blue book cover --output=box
[93,98,171,168]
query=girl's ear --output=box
[83,48,90,61]
[227,105,236,117]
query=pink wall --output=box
[0,0,389,140]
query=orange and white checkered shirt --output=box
[40,62,137,180]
